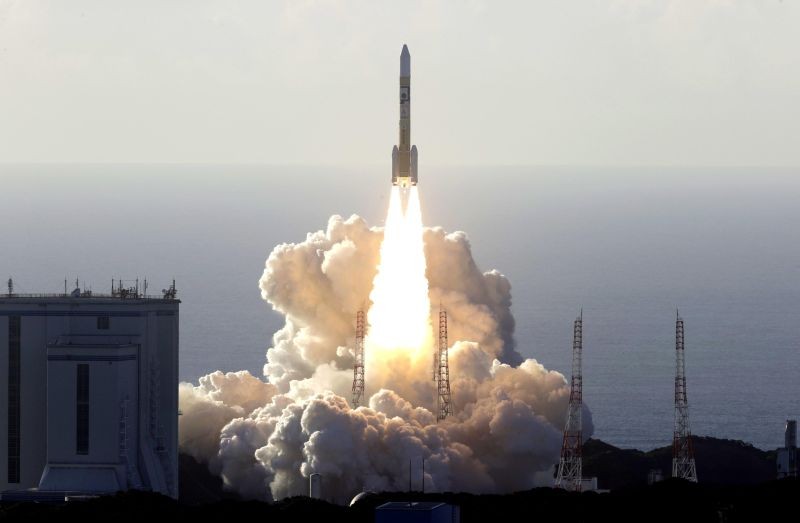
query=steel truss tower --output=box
[672,311,698,482]
[435,309,453,421]
[555,311,583,491]
[351,310,366,408]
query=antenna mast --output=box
[435,309,453,421]
[351,310,366,408]
[672,311,698,482]
[555,310,583,491]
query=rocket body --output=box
[392,45,418,187]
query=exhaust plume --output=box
[179,205,592,502]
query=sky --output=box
[0,0,798,167]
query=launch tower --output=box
[672,311,698,482]
[351,310,366,408]
[435,309,452,421]
[555,311,583,491]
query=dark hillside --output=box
[583,436,776,489]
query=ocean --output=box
[1,164,798,450]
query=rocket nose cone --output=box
[400,45,410,76]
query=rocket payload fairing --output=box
[392,45,418,187]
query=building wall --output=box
[0,314,45,490]
[157,310,179,492]
[0,298,179,497]
[46,349,138,462]
[20,316,48,489]
[40,347,139,492]
[0,316,8,486]
[777,447,796,479]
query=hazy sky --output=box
[1,0,798,166]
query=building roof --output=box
[0,294,179,305]
[376,502,448,511]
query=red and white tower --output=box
[672,311,698,482]
[435,309,453,421]
[555,311,583,491]
[351,310,366,408]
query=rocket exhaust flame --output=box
[365,186,433,388]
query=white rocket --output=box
[392,45,418,187]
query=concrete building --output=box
[580,477,599,491]
[647,469,664,485]
[777,419,797,479]
[0,281,179,499]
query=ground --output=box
[0,437,791,522]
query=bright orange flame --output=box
[365,186,432,384]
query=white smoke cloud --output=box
[179,214,592,502]
[178,370,277,462]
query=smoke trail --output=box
[179,205,593,502]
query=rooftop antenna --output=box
[672,310,698,482]
[161,279,177,300]
[555,309,584,491]
[7,278,13,296]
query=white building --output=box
[0,282,179,499]
[777,419,797,479]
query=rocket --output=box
[392,45,418,187]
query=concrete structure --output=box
[579,477,599,491]
[777,419,797,479]
[648,469,664,485]
[0,281,179,498]
[375,502,460,523]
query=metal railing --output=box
[1,292,177,301]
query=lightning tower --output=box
[435,309,453,421]
[555,311,583,491]
[672,311,698,482]
[352,310,366,408]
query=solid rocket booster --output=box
[392,45,418,187]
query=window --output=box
[7,316,20,483]
[76,364,89,455]
[97,315,110,330]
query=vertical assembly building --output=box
[0,282,179,499]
